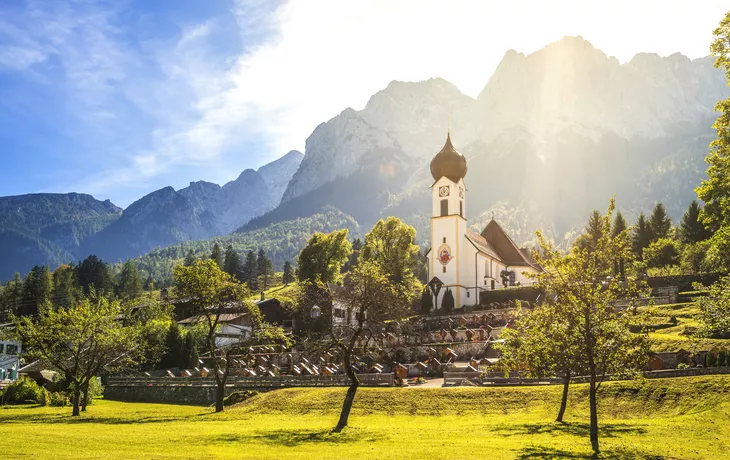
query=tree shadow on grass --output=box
[496,421,647,438]
[212,428,372,447]
[0,412,188,425]
[517,446,664,459]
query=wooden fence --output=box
[107,373,394,389]
[444,367,730,387]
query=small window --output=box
[6,344,18,355]
[442,266,446,273]
[442,237,446,244]
[440,199,448,216]
[0,344,4,354]
[484,279,487,286]
[466,291,470,298]
[460,201,463,217]
[491,280,495,289]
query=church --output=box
[425,132,543,309]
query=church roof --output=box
[478,220,541,269]
[430,131,467,182]
[465,229,500,259]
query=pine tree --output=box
[680,200,713,243]
[183,250,196,267]
[574,210,604,252]
[117,260,143,300]
[421,287,433,314]
[257,249,273,291]
[21,266,52,316]
[53,265,78,309]
[223,245,243,281]
[210,243,223,268]
[611,211,628,238]
[631,213,652,260]
[143,275,155,291]
[649,203,672,241]
[76,255,114,295]
[242,250,258,290]
[183,332,199,369]
[282,261,294,286]
[441,288,455,313]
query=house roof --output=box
[178,312,248,325]
[479,220,540,269]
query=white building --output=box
[425,132,544,309]
[0,324,21,381]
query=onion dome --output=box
[430,131,467,182]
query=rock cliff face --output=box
[257,150,303,205]
[82,169,276,261]
[274,36,729,245]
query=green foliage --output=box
[694,276,730,339]
[1,376,44,404]
[223,245,243,282]
[680,201,713,243]
[210,243,223,268]
[296,229,352,284]
[573,210,604,252]
[611,212,628,238]
[13,295,165,414]
[128,210,359,287]
[183,250,196,267]
[681,241,711,274]
[359,217,421,285]
[643,238,681,268]
[441,288,454,313]
[697,13,730,271]
[117,260,143,300]
[649,203,672,241]
[631,213,652,260]
[420,287,433,314]
[21,265,52,316]
[282,261,294,286]
[76,255,114,295]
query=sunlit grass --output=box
[1,376,729,459]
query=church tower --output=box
[428,131,468,309]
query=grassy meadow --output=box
[1,375,730,459]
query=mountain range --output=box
[0,36,727,281]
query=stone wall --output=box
[104,384,235,406]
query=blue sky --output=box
[1,0,727,207]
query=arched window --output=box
[440,199,448,216]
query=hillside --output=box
[0,193,121,279]
[129,209,360,286]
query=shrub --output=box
[85,377,104,405]
[2,376,44,404]
[48,392,70,407]
[643,238,681,268]
[676,363,691,370]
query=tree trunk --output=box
[333,351,359,433]
[215,382,225,413]
[556,373,570,422]
[589,376,600,454]
[72,386,81,416]
[81,383,89,412]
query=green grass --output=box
[638,302,730,352]
[2,376,730,459]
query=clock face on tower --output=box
[459,187,464,198]
[439,186,450,197]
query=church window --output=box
[466,291,470,298]
[460,201,463,217]
[440,199,448,216]
[442,266,446,273]
[442,237,446,243]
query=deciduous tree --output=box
[172,260,288,412]
[526,200,650,454]
[296,230,352,283]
